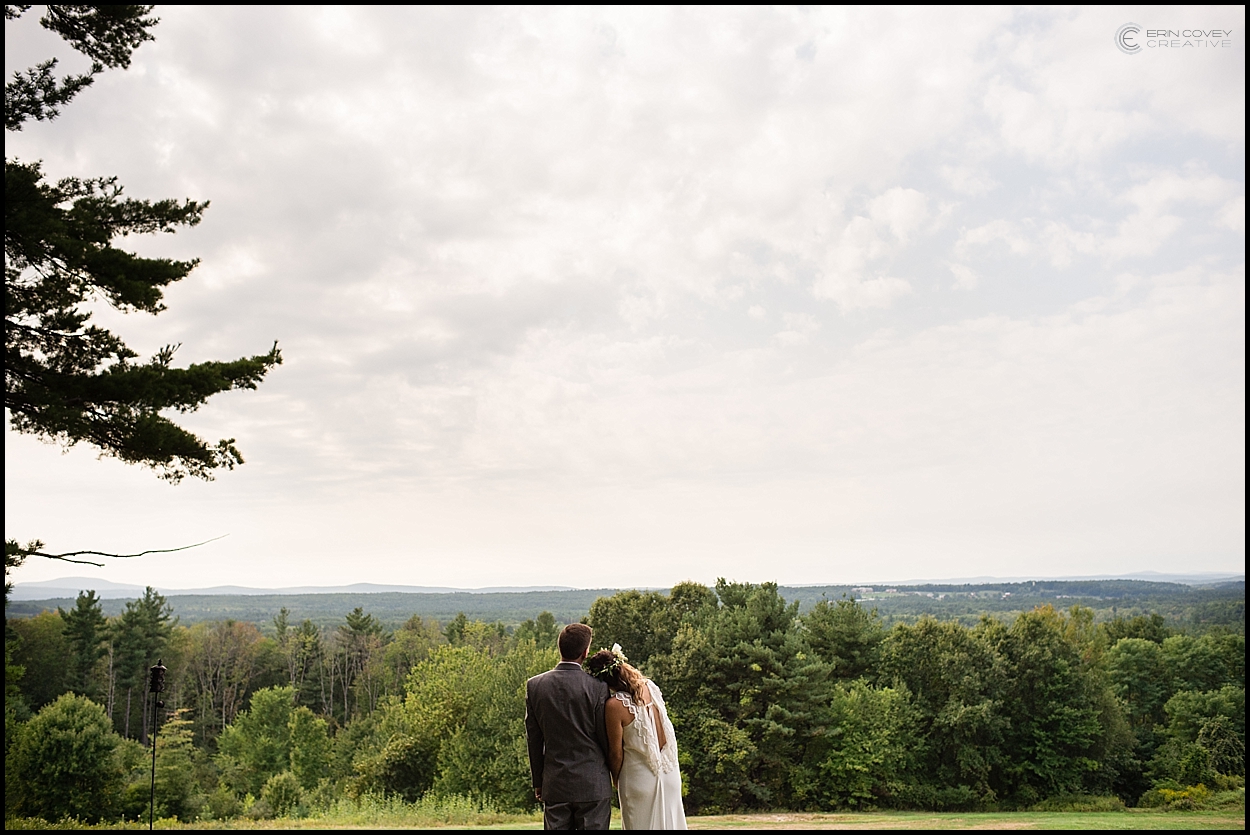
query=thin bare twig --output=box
[26,535,228,567]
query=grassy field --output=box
[8,810,1245,830]
[685,810,1245,829]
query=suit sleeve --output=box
[524,679,544,788]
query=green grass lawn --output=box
[8,809,1245,830]
[684,810,1245,829]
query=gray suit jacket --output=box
[524,661,612,803]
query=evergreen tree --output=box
[338,607,385,719]
[59,589,108,699]
[654,580,833,812]
[111,587,173,741]
[148,708,201,821]
[4,4,281,582]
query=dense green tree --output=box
[992,607,1113,803]
[1162,685,1245,745]
[8,609,69,708]
[377,614,445,696]
[877,616,1007,807]
[216,684,330,800]
[356,636,556,809]
[1161,634,1244,693]
[59,589,108,698]
[1106,638,1171,729]
[4,634,28,755]
[443,611,469,645]
[7,693,126,822]
[429,640,555,808]
[217,685,297,797]
[586,590,675,667]
[667,580,719,623]
[513,610,559,650]
[801,596,884,680]
[800,681,915,809]
[289,704,332,790]
[1102,613,1170,645]
[291,619,326,710]
[1196,714,1244,777]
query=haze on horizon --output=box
[4,6,1245,592]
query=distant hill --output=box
[8,577,577,601]
[12,571,1241,602]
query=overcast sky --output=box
[5,6,1245,591]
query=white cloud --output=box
[1217,195,1245,233]
[4,6,1244,587]
[774,312,820,346]
[948,262,978,290]
[868,187,930,243]
[940,164,996,196]
[957,219,1032,256]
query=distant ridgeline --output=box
[8,578,1244,631]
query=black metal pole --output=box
[149,688,157,830]
[147,660,167,831]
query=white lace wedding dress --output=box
[614,680,687,830]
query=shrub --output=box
[1140,783,1212,810]
[203,784,242,820]
[1031,794,1125,812]
[887,782,983,811]
[262,771,304,817]
[244,796,275,820]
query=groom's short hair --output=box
[558,623,593,661]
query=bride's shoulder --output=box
[646,678,665,701]
[610,689,638,714]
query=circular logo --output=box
[1116,23,1142,54]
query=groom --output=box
[524,623,612,830]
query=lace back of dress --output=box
[615,683,678,775]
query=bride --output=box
[586,645,687,830]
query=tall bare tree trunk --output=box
[124,686,132,738]
[140,684,150,746]
[105,644,116,723]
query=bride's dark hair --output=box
[586,649,648,704]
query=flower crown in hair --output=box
[589,643,627,678]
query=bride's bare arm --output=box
[605,697,628,780]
